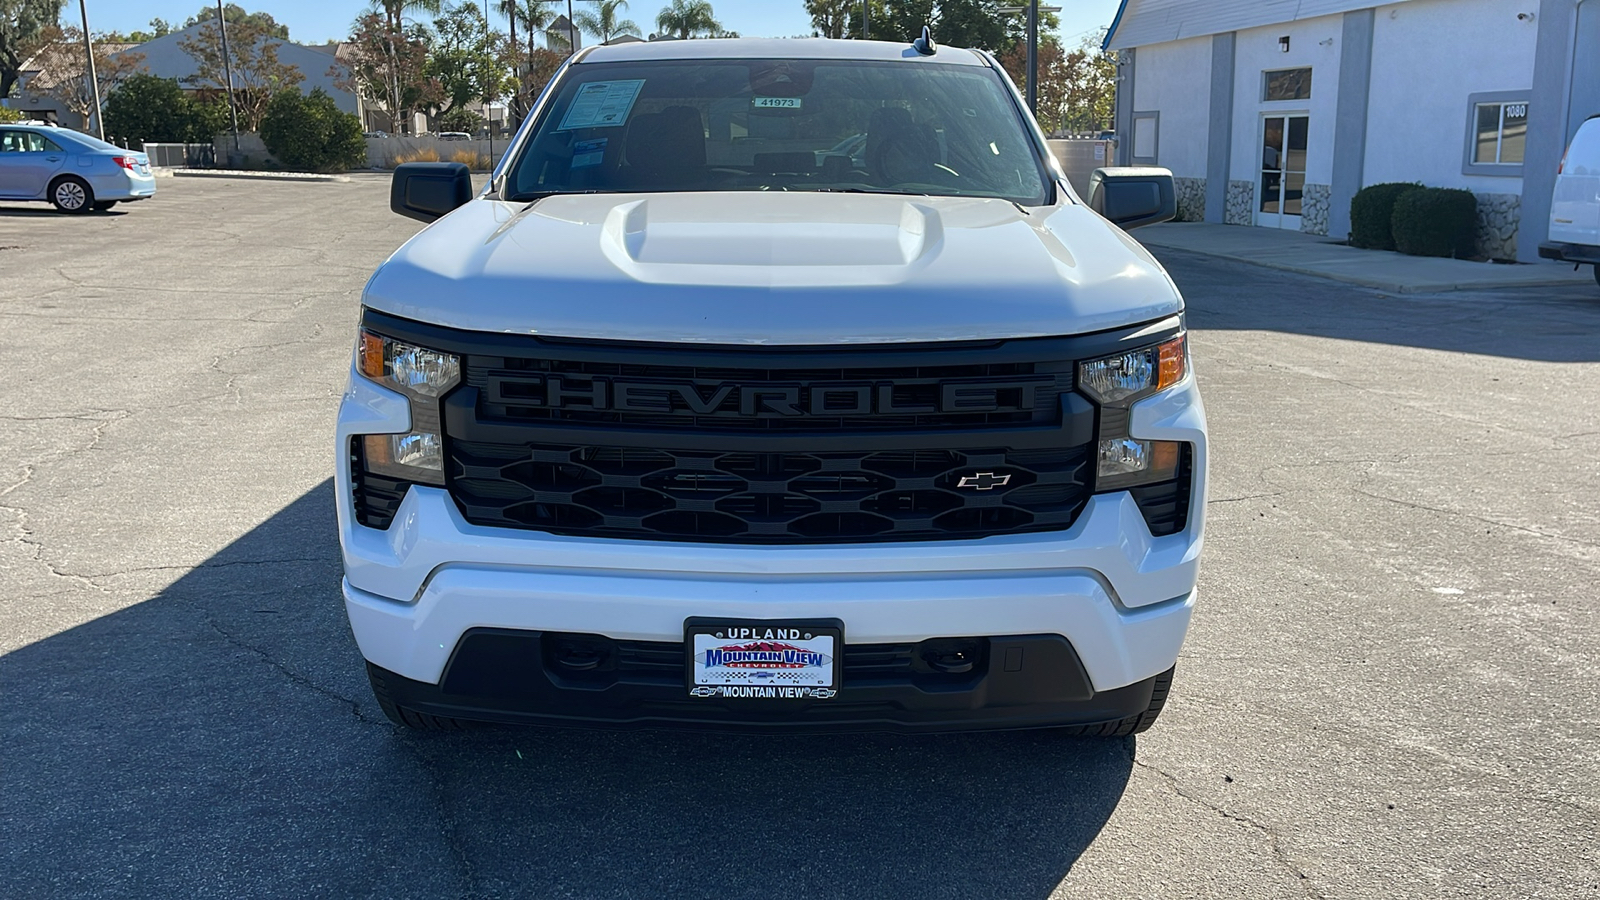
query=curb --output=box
[1139,240,1586,294]
[167,168,352,183]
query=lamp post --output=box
[77,0,103,140]
[861,0,869,40]
[481,0,493,156]
[999,1,1062,116]
[216,0,241,157]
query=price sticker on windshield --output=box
[753,97,802,109]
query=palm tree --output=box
[656,0,721,40]
[573,0,640,45]
[500,0,560,64]
[369,0,443,133]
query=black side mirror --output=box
[1087,167,1177,230]
[391,162,473,222]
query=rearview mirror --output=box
[391,162,473,222]
[1087,167,1177,230]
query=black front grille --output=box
[356,309,1187,544]
[448,441,1091,543]
[465,353,1072,432]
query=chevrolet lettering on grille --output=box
[485,374,1054,418]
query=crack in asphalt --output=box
[1346,485,1600,550]
[1131,756,1321,898]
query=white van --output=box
[1539,114,1600,288]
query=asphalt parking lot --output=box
[1,176,1597,899]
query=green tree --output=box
[259,87,366,171]
[178,19,305,130]
[436,105,483,132]
[656,0,721,39]
[338,11,440,134]
[103,73,232,144]
[0,105,24,123]
[183,4,291,41]
[574,0,640,44]
[0,0,64,99]
[426,2,507,118]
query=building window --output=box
[1462,91,1529,177]
[1263,68,1312,102]
[1474,102,1527,165]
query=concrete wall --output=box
[365,135,507,170]
[1363,0,1539,194]
[1129,36,1213,178]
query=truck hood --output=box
[364,191,1182,344]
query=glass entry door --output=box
[1257,115,1308,229]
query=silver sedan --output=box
[0,123,156,213]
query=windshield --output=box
[504,58,1052,205]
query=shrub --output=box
[259,88,367,172]
[103,75,234,145]
[1349,182,1421,250]
[0,106,24,123]
[394,148,441,164]
[1391,188,1478,258]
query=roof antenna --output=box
[913,24,937,55]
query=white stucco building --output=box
[1104,0,1600,261]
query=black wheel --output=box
[92,200,117,212]
[366,663,477,731]
[1060,666,1174,737]
[49,176,93,214]
[1593,265,1599,289]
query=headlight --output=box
[358,330,460,398]
[1079,333,1189,492]
[1077,334,1187,405]
[355,329,459,488]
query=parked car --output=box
[0,123,154,213]
[343,37,1197,735]
[438,132,472,142]
[363,131,390,139]
[1539,113,1600,288]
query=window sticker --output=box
[753,97,802,110]
[571,138,608,168]
[558,79,646,130]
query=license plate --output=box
[686,618,841,701]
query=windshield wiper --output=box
[506,189,620,205]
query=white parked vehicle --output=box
[1539,114,1600,288]
[339,35,1205,734]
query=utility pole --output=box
[1026,0,1037,114]
[567,0,575,56]
[216,0,241,156]
[77,0,103,140]
[481,0,493,156]
[861,0,869,40]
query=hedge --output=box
[259,88,366,173]
[1391,188,1478,259]
[1349,182,1421,250]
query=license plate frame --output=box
[684,617,842,701]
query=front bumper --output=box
[1538,241,1600,265]
[336,354,1207,729]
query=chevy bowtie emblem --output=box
[957,472,1011,491]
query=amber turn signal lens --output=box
[359,330,386,379]
[1156,335,1187,392]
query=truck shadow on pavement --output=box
[1,481,1133,900]
[1158,248,1600,363]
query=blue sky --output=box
[85,0,1122,47]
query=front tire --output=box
[49,177,93,214]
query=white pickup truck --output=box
[336,35,1207,734]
